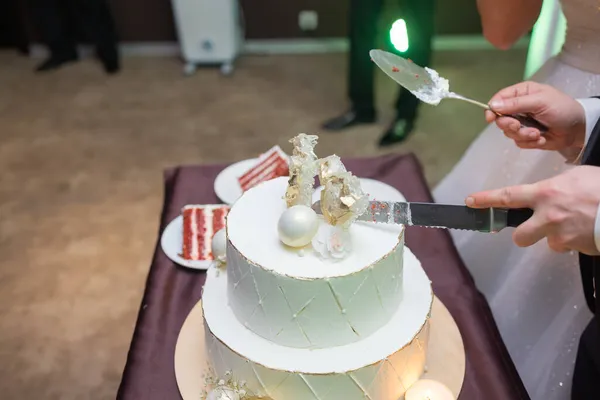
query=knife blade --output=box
[311,200,533,233]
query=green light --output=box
[390,19,409,53]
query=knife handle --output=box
[506,208,534,227]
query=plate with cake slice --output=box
[161,204,230,269]
[214,145,290,205]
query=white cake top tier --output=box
[225,177,406,348]
[227,177,403,279]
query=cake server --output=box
[369,49,548,133]
[311,200,533,233]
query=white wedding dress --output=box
[433,0,600,398]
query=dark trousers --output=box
[348,0,435,119]
[572,316,600,399]
[1,0,30,53]
[30,0,118,59]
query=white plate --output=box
[160,215,212,270]
[313,177,405,203]
[214,159,258,205]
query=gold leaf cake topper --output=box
[281,135,368,260]
[285,134,319,208]
[318,155,368,228]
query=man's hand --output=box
[486,81,586,151]
[465,166,600,255]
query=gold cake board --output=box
[175,296,466,399]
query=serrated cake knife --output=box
[311,200,533,233]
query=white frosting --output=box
[411,67,450,106]
[191,207,200,260]
[226,178,405,348]
[203,249,432,400]
[203,208,215,260]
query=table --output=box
[116,153,530,400]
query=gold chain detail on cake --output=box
[201,368,273,400]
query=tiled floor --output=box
[0,48,526,399]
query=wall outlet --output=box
[298,10,318,31]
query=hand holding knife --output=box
[311,200,533,233]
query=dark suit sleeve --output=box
[582,96,600,166]
[583,118,600,167]
[579,98,600,315]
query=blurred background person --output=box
[30,0,119,73]
[321,0,436,146]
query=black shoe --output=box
[378,118,415,147]
[322,109,376,131]
[35,53,78,72]
[97,46,120,74]
[100,57,120,74]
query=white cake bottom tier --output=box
[203,249,432,400]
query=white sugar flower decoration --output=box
[201,369,259,400]
[312,224,352,260]
[206,386,240,400]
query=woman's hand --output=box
[485,81,586,151]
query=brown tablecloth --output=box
[117,153,530,400]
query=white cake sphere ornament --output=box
[278,205,319,247]
[211,228,227,262]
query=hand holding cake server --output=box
[465,81,600,256]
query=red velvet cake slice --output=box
[181,205,229,261]
[238,145,289,192]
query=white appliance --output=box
[171,0,243,76]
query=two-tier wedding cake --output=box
[201,134,433,400]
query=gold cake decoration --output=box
[201,368,272,400]
[285,134,319,208]
[281,135,369,260]
[318,155,369,228]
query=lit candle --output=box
[405,379,455,400]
